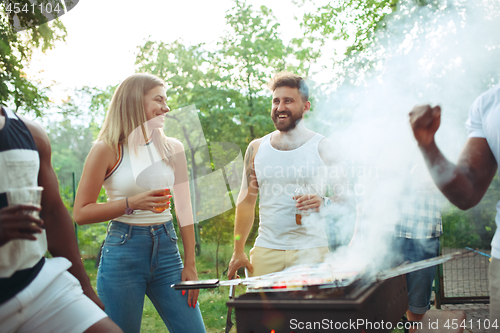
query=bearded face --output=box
[272,108,304,132]
[271,86,309,132]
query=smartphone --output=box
[172,279,220,290]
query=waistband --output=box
[107,220,174,237]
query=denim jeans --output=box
[96,221,206,333]
[394,237,440,314]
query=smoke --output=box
[305,0,500,275]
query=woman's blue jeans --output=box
[96,221,206,333]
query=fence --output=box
[435,246,490,307]
[434,207,493,307]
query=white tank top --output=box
[253,133,329,250]
[103,143,175,224]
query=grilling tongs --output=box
[225,274,236,333]
[225,268,248,333]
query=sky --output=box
[27,0,310,93]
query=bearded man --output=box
[227,72,337,278]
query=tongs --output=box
[225,267,248,333]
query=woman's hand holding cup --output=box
[128,189,172,213]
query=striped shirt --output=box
[0,106,46,303]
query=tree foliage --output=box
[300,0,398,55]
[0,0,66,115]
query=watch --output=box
[322,196,332,207]
[125,197,134,215]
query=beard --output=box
[272,110,304,132]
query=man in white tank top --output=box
[227,72,342,278]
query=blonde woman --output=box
[74,73,206,333]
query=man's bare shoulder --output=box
[246,136,265,159]
[249,137,264,148]
[18,116,51,153]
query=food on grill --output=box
[244,262,359,292]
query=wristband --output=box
[125,197,134,215]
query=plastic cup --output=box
[146,174,172,213]
[153,188,171,212]
[6,186,43,218]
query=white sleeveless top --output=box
[103,142,175,224]
[253,133,329,250]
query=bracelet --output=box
[125,197,134,215]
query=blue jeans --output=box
[394,237,440,314]
[96,221,206,333]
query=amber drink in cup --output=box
[154,188,171,212]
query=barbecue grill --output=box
[227,275,407,333]
[172,252,470,333]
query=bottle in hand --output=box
[294,179,308,225]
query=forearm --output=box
[233,201,255,253]
[179,224,196,266]
[419,141,478,209]
[74,199,127,225]
[173,197,194,228]
[45,205,91,288]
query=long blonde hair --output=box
[96,73,173,164]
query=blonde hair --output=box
[96,73,173,164]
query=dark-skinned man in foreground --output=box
[409,83,500,332]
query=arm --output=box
[73,142,170,225]
[23,118,104,309]
[410,105,497,209]
[227,139,261,278]
[170,139,199,307]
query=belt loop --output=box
[107,221,113,233]
[127,223,133,239]
[163,221,170,236]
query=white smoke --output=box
[306,0,500,275]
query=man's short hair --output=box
[268,72,309,102]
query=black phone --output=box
[172,279,220,290]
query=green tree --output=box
[219,0,288,142]
[49,86,116,257]
[0,0,67,115]
[135,40,246,148]
[298,0,401,86]
[300,0,397,55]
